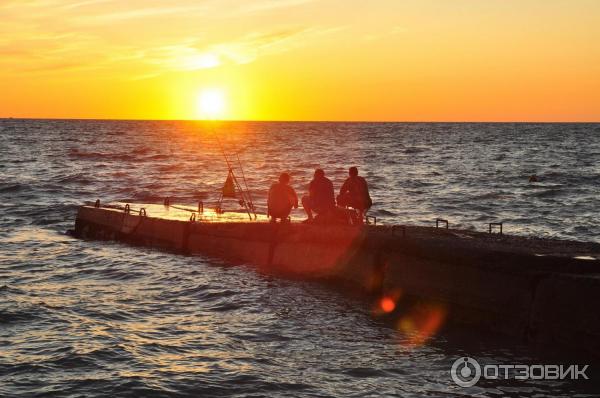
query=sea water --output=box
[1,120,599,397]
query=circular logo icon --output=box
[451,357,481,387]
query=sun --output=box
[197,89,226,120]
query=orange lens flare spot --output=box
[396,304,447,348]
[380,297,396,313]
[398,318,415,333]
[373,289,402,315]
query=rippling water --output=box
[1,120,599,397]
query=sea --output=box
[1,119,599,397]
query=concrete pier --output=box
[74,204,600,356]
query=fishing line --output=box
[210,122,256,220]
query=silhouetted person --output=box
[337,166,372,223]
[267,172,298,223]
[301,168,335,222]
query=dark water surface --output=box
[1,120,599,397]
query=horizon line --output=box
[1,117,599,124]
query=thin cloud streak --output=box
[240,0,316,14]
[75,5,208,23]
[60,0,116,10]
[126,25,344,74]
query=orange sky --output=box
[1,0,599,121]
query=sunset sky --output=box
[1,0,599,121]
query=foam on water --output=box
[1,120,599,397]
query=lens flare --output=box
[374,289,402,315]
[380,297,396,313]
[396,303,447,347]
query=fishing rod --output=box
[212,126,256,220]
[235,151,256,213]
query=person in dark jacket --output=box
[301,168,335,222]
[267,172,298,223]
[337,166,372,222]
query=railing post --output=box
[489,222,503,235]
[435,218,448,229]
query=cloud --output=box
[0,25,115,75]
[239,0,316,14]
[128,72,161,81]
[128,26,340,74]
[0,0,61,10]
[208,27,311,64]
[21,61,91,73]
[0,47,32,57]
[139,44,223,71]
[205,25,345,64]
[60,0,115,10]
[361,25,407,42]
[74,4,207,24]
[0,1,344,78]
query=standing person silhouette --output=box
[267,173,298,223]
[301,168,335,223]
[337,166,372,223]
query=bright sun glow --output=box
[197,89,226,120]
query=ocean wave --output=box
[0,284,26,295]
[148,154,170,160]
[472,192,513,200]
[526,188,564,198]
[373,209,395,216]
[404,146,429,154]
[0,362,50,377]
[47,351,101,369]
[0,183,27,193]
[157,163,184,173]
[56,173,94,184]
[69,148,136,162]
[0,305,46,324]
[132,147,151,155]
[95,267,148,281]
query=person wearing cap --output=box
[267,172,298,223]
[301,168,336,222]
[337,166,372,223]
